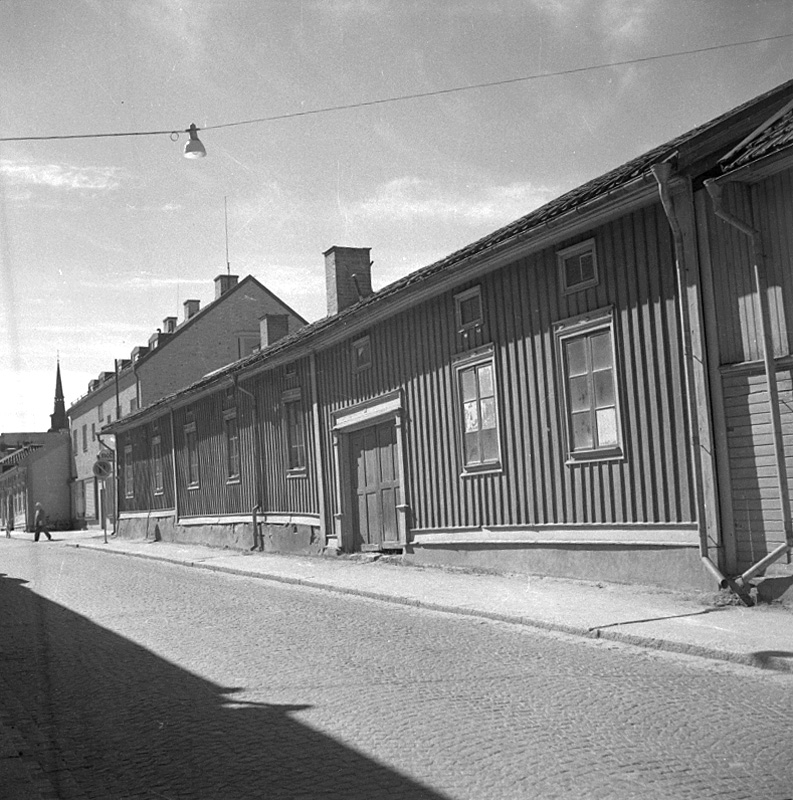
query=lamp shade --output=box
[184,123,206,159]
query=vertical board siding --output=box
[174,390,256,517]
[117,415,174,513]
[318,200,694,536]
[250,358,318,516]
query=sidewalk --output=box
[60,531,793,674]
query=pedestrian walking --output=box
[34,502,52,541]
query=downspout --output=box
[235,378,264,551]
[704,177,793,588]
[651,163,729,591]
[310,352,328,550]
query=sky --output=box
[1,0,791,432]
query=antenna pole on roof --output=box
[224,196,230,276]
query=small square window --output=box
[557,239,598,295]
[455,286,483,332]
[352,336,371,372]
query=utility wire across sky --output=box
[1,32,791,144]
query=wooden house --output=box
[107,79,793,595]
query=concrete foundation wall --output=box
[405,543,715,593]
[116,516,323,556]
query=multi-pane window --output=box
[185,424,199,487]
[285,401,306,471]
[152,436,164,494]
[558,239,598,294]
[225,414,240,480]
[455,286,483,332]
[124,444,134,498]
[458,358,500,469]
[557,312,621,459]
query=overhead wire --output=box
[1,32,791,144]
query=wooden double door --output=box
[348,421,401,551]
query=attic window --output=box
[352,336,371,372]
[455,286,483,333]
[558,239,598,295]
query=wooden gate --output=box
[349,421,401,551]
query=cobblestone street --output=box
[2,540,793,799]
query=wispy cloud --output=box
[353,177,558,225]
[0,159,124,191]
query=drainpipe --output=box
[651,163,729,591]
[704,177,793,588]
[235,378,264,551]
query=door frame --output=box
[331,390,410,552]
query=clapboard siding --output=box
[317,199,695,534]
[723,367,793,564]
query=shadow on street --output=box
[0,571,448,799]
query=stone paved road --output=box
[1,539,793,800]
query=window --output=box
[557,239,598,294]
[352,336,371,372]
[284,399,306,472]
[124,444,134,498]
[72,430,78,452]
[185,424,200,487]
[556,310,622,460]
[456,354,500,470]
[455,286,483,332]
[129,398,137,414]
[152,436,164,494]
[82,424,88,452]
[91,422,96,442]
[225,413,240,481]
[237,335,260,359]
[97,402,103,420]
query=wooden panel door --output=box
[349,422,400,550]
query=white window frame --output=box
[152,435,164,495]
[454,347,502,475]
[557,238,599,295]
[185,422,200,489]
[224,410,241,483]
[124,444,134,499]
[555,308,623,463]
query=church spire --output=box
[49,358,67,432]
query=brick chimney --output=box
[184,299,200,321]
[324,246,372,316]
[163,316,177,333]
[260,314,290,349]
[214,274,239,299]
